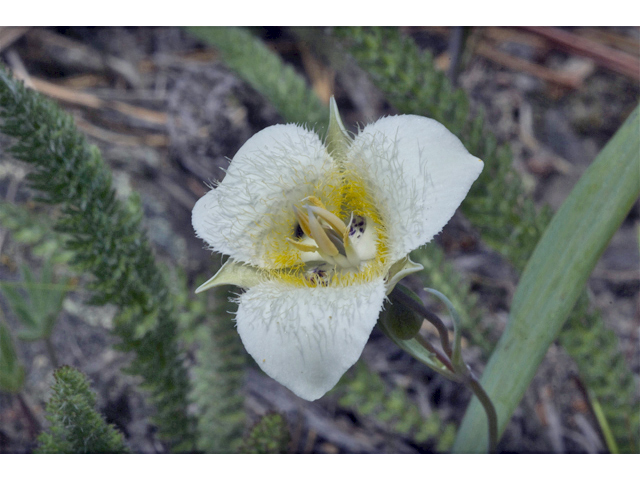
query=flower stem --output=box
[390,285,498,452]
[389,287,452,358]
[412,333,455,374]
[464,372,498,453]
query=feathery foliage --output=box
[1,258,69,343]
[240,413,291,454]
[36,366,128,453]
[186,27,328,127]
[338,361,456,451]
[0,201,73,264]
[0,66,195,450]
[186,285,247,453]
[559,295,639,453]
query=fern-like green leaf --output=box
[0,66,196,450]
[559,295,639,453]
[189,286,246,453]
[336,361,454,451]
[0,201,73,264]
[1,258,69,342]
[240,412,291,454]
[36,366,128,453]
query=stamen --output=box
[292,205,312,237]
[286,196,378,280]
[306,206,340,257]
[286,238,318,252]
[308,206,347,237]
[302,195,326,209]
[324,228,346,257]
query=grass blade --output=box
[453,105,640,452]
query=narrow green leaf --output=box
[0,321,26,393]
[453,106,640,452]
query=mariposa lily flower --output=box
[192,98,483,401]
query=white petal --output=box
[235,277,387,401]
[192,124,334,267]
[348,116,483,261]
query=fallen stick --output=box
[9,67,167,126]
[519,26,640,80]
[0,27,30,53]
[474,41,583,89]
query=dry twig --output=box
[520,26,640,80]
[0,27,30,54]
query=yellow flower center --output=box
[262,167,390,287]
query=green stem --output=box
[464,373,498,453]
[572,374,619,453]
[389,287,452,358]
[413,334,455,374]
[45,337,59,369]
[17,392,41,438]
[391,286,498,453]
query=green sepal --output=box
[385,255,424,294]
[196,259,264,293]
[326,96,351,162]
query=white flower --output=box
[192,99,483,401]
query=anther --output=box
[292,205,312,237]
[286,238,318,253]
[308,206,347,237]
[306,206,340,257]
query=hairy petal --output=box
[235,277,387,401]
[192,124,333,267]
[348,115,483,261]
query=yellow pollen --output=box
[263,165,390,288]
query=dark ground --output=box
[0,26,638,453]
